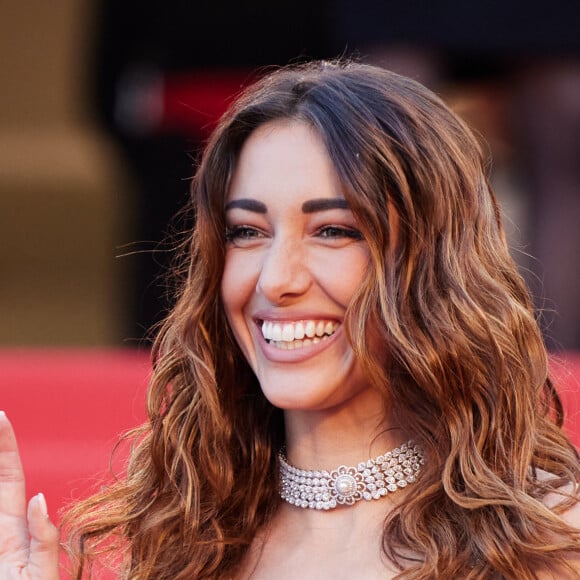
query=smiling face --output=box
[221,120,374,412]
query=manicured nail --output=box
[0,410,6,421]
[37,493,48,518]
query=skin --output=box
[222,120,410,578]
[0,411,59,579]
[221,120,405,466]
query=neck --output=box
[283,388,406,470]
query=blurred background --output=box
[2,0,580,350]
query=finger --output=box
[27,493,60,579]
[0,411,26,518]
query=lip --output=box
[252,315,343,363]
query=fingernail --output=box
[37,492,49,518]
[0,410,7,421]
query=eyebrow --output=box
[224,197,350,214]
[224,199,267,213]
[301,198,350,213]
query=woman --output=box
[1,60,580,578]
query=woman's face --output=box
[221,120,373,412]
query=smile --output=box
[260,320,339,350]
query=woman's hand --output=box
[0,411,60,579]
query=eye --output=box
[225,225,266,244]
[316,226,364,240]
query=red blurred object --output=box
[160,70,255,137]
[551,352,580,448]
[0,349,579,577]
[0,349,150,578]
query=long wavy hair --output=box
[64,60,580,578]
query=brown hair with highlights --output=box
[64,60,580,578]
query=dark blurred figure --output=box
[329,0,580,350]
[92,0,331,341]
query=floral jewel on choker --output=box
[279,440,424,510]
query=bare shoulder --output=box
[538,468,580,528]
[536,469,580,578]
[547,486,580,530]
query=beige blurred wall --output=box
[0,1,133,345]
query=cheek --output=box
[314,247,369,305]
[221,253,257,324]
[221,258,240,321]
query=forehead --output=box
[226,120,345,204]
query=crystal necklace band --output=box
[279,440,424,510]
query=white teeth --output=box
[282,324,294,341]
[272,323,282,341]
[294,322,305,340]
[261,319,338,347]
[279,336,328,347]
[262,320,338,348]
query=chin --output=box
[260,384,328,411]
[258,370,371,414]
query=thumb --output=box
[27,493,60,579]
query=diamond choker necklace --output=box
[279,440,424,510]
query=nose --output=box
[256,238,312,304]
